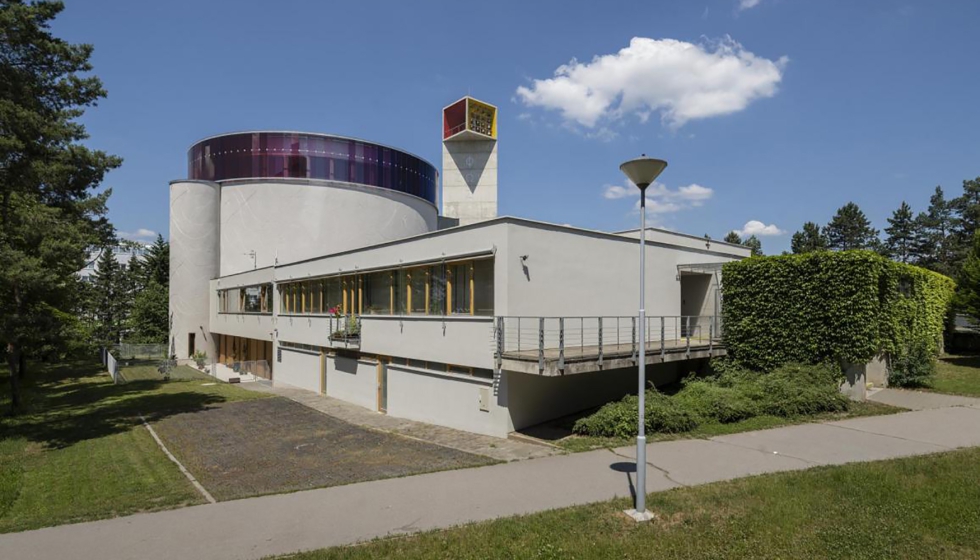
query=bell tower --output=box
[441,97,498,226]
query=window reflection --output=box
[188,132,437,204]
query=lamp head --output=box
[619,155,668,189]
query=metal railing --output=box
[494,315,722,370]
[327,315,361,347]
[112,343,168,360]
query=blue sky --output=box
[54,0,980,253]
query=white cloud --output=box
[120,228,157,241]
[516,36,787,130]
[736,220,784,236]
[603,180,715,216]
[738,0,761,11]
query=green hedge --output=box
[721,251,955,372]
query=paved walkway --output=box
[3,401,980,560]
[241,382,558,462]
[868,387,980,410]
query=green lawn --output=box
[930,354,980,397]
[557,400,902,453]
[281,448,980,559]
[0,358,268,533]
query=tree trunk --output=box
[6,342,21,413]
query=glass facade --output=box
[218,284,272,314]
[188,132,438,205]
[278,258,494,317]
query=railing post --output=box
[597,317,603,367]
[558,317,565,371]
[538,317,545,372]
[685,316,691,358]
[517,317,521,354]
[709,319,714,355]
[660,316,665,361]
[631,316,637,363]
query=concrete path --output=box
[4,406,980,560]
[868,387,980,410]
[241,382,557,462]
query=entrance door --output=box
[188,333,195,358]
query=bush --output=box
[721,251,955,372]
[889,340,937,388]
[572,363,848,438]
[572,391,700,438]
[673,380,758,424]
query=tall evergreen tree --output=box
[1,1,121,410]
[90,248,126,345]
[744,235,763,257]
[953,177,980,268]
[958,231,980,327]
[824,202,879,251]
[791,222,827,254]
[915,186,957,276]
[127,235,169,343]
[884,201,917,263]
[723,231,743,245]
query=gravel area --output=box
[151,397,495,501]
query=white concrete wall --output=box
[442,140,497,226]
[170,180,221,361]
[360,317,495,369]
[386,365,508,437]
[219,179,437,276]
[326,354,378,410]
[275,346,321,393]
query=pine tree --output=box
[744,235,763,257]
[723,231,743,245]
[1,1,121,410]
[953,177,980,269]
[958,231,980,327]
[791,222,827,254]
[884,201,917,263]
[915,186,957,276]
[127,235,169,343]
[91,248,126,346]
[824,202,880,251]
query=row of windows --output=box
[218,284,273,314]
[278,259,494,317]
[188,133,438,204]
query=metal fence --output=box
[494,315,722,367]
[112,343,169,360]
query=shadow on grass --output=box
[941,355,980,369]
[0,360,229,449]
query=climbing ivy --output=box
[721,251,955,372]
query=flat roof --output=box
[217,216,748,281]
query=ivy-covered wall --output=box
[721,251,955,371]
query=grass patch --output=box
[928,354,980,397]
[558,401,900,452]
[277,448,980,559]
[0,358,268,533]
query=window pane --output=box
[473,259,494,316]
[243,286,261,312]
[428,264,446,315]
[363,271,390,314]
[394,269,407,314]
[409,267,427,314]
[450,263,472,315]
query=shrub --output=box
[889,339,937,388]
[721,251,955,372]
[572,363,848,438]
[673,380,758,424]
[572,391,700,438]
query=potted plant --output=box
[192,350,208,369]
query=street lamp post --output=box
[619,155,668,522]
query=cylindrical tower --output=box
[169,179,220,362]
[187,132,439,275]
